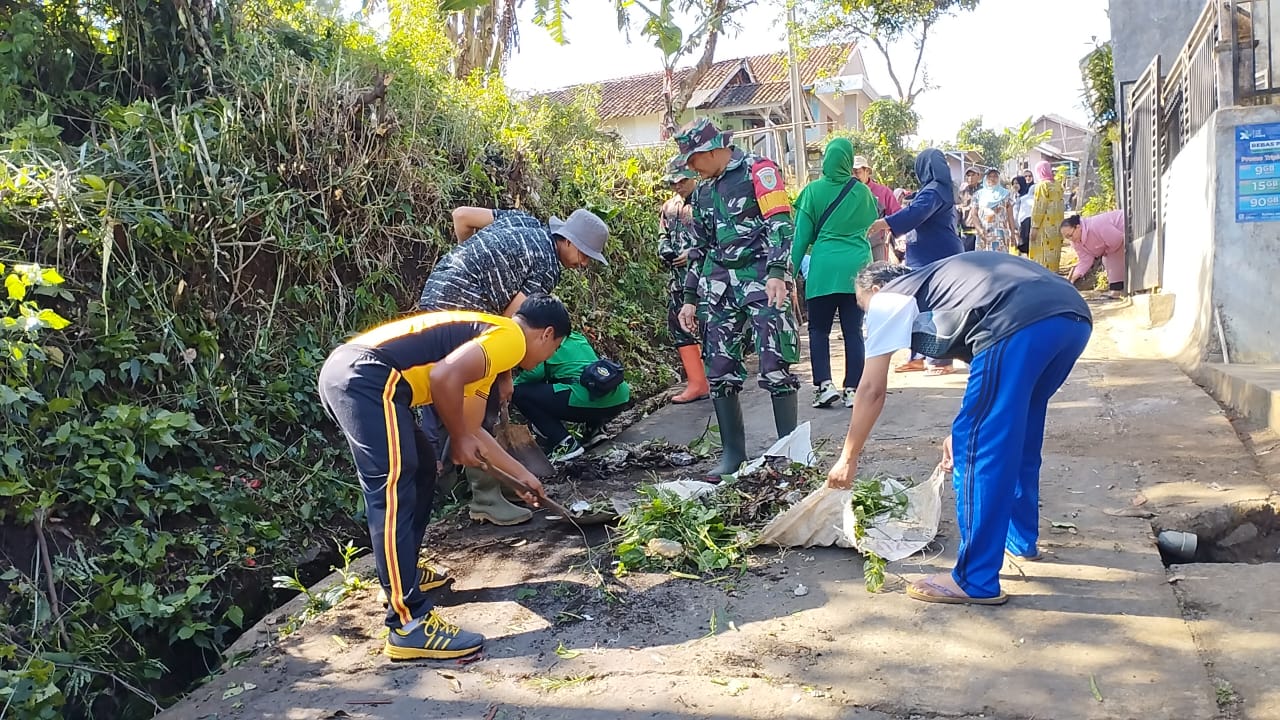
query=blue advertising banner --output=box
[1236,122,1280,222]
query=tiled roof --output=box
[705,81,790,109]
[536,43,855,119]
[743,43,853,85]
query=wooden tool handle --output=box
[479,459,573,518]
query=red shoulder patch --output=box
[750,159,791,218]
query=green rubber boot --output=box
[772,392,798,439]
[467,470,532,526]
[707,394,747,481]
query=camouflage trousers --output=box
[699,266,800,399]
[667,274,698,348]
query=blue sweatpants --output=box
[950,314,1092,598]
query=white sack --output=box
[758,462,946,561]
[847,463,946,562]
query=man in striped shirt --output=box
[417,206,609,525]
[417,207,608,316]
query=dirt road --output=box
[159,298,1279,720]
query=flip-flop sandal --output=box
[906,577,1009,606]
[924,367,956,376]
[1005,549,1044,561]
[894,362,926,373]
[671,393,710,405]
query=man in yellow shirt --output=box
[317,295,570,660]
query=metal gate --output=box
[1124,57,1163,293]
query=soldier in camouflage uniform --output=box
[673,118,800,479]
[659,158,710,404]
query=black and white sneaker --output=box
[812,381,841,408]
[843,388,856,408]
[549,436,585,463]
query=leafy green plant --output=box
[0,2,676,717]
[272,540,369,637]
[1081,43,1118,212]
[849,477,911,592]
[613,486,751,575]
[836,99,919,190]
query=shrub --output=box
[0,3,673,717]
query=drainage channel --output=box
[1154,501,1280,566]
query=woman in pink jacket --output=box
[1061,210,1126,293]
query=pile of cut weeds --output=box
[608,454,914,592]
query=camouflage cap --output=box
[663,156,699,184]
[673,118,734,165]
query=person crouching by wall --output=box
[1061,210,1127,295]
[512,331,631,463]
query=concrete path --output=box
[159,299,1277,720]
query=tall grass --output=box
[0,4,674,718]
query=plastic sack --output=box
[643,423,817,516]
[758,462,946,561]
[736,422,815,476]
[847,463,946,562]
[758,485,856,548]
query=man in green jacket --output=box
[512,331,631,463]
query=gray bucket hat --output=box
[549,209,609,265]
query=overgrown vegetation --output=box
[1081,42,1118,215]
[0,2,672,717]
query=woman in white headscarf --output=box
[973,169,1017,253]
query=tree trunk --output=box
[661,0,729,138]
[445,0,518,80]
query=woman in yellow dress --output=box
[1028,161,1064,271]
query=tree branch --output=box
[665,0,729,136]
[868,32,906,103]
[34,510,70,649]
[904,19,930,105]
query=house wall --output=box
[1109,0,1204,91]
[842,48,867,78]
[1033,118,1091,159]
[603,112,666,147]
[608,110,732,148]
[1151,115,1217,363]
[843,93,867,131]
[1154,104,1280,365]
[1207,105,1280,363]
[946,157,964,186]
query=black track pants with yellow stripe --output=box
[319,344,438,629]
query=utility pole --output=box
[786,3,807,184]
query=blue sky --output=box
[502,0,1112,143]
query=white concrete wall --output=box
[606,112,665,147]
[1209,105,1280,363]
[1156,104,1280,365]
[1154,114,1217,363]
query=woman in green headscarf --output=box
[790,137,881,410]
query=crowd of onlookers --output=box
[788,145,1127,408]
